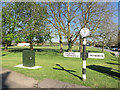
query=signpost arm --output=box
[82,38,86,81]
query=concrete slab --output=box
[38,78,90,88]
[14,64,42,69]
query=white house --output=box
[17,43,30,46]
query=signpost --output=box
[82,38,87,81]
[63,52,80,58]
[88,53,104,59]
[63,28,105,81]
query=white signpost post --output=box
[63,28,105,81]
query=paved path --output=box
[38,78,89,88]
[0,68,38,89]
[1,68,90,89]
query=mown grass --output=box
[2,46,119,88]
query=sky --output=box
[1,2,119,43]
[51,2,119,42]
[1,0,120,2]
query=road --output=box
[89,46,119,57]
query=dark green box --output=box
[23,50,35,67]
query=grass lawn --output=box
[2,46,119,88]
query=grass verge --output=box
[2,46,119,88]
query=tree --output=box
[44,2,83,52]
[43,2,66,52]
[2,2,52,50]
[75,2,116,52]
[118,30,120,49]
[45,2,115,52]
[14,2,50,50]
[2,3,20,50]
[0,4,1,51]
[97,21,118,52]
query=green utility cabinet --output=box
[23,50,35,67]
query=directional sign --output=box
[88,53,104,59]
[63,52,80,58]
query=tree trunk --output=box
[67,39,72,52]
[93,41,95,47]
[109,44,111,49]
[102,42,104,52]
[59,36,63,53]
[41,42,45,46]
[79,36,83,53]
[30,41,33,50]
[5,43,8,51]
[67,1,72,52]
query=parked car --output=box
[118,48,120,52]
[111,46,118,51]
[111,48,118,51]
[104,46,110,49]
